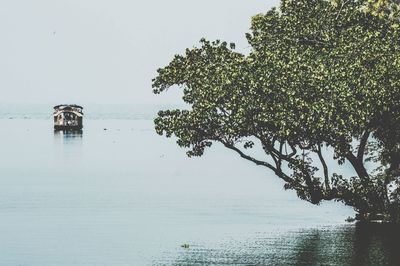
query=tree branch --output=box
[346,152,369,180]
[221,141,294,184]
[357,130,370,162]
[260,139,279,166]
[287,143,297,157]
[255,136,321,203]
[257,136,298,161]
[316,144,330,191]
[336,0,350,20]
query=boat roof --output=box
[53,110,83,117]
[53,104,83,109]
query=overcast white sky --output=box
[0,0,278,105]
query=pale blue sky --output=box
[0,0,278,105]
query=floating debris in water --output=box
[181,244,190,249]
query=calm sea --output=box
[0,104,398,265]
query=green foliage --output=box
[152,0,400,221]
[363,0,400,18]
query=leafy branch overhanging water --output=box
[152,0,400,222]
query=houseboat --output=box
[53,104,83,130]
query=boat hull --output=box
[54,125,83,130]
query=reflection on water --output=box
[53,130,83,160]
[351,223,400,266]
[54,130,83,143]
[169,223,400,266]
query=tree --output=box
[361,0,400,17]
[152,0,400,222]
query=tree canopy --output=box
[152,0,400,222]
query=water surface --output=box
[0,106,397,265]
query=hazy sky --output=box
[0,0,278,105]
